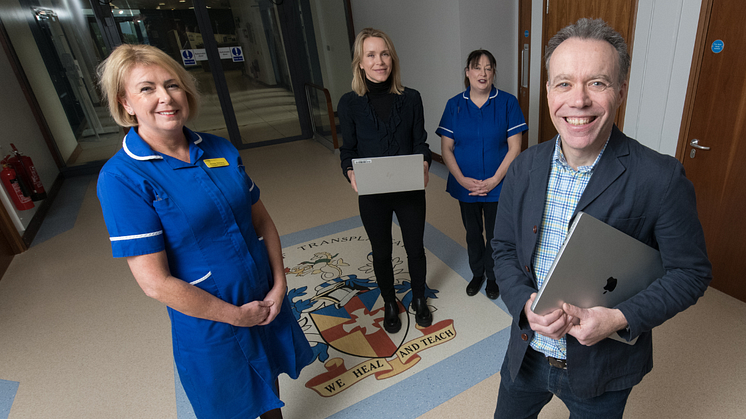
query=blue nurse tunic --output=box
[97,127,312,418]
[435,86,527,203]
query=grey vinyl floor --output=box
[1,139,745,418]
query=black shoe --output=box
[466,276,486,296]
[411,297,433,328]
[485,280,500,300]
[383,300,401,333]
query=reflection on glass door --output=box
[110,0,235,143]
[214,1,302,145]
[109,0,303,146]
[24,1,122,167]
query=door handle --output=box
[689,139,711,150]
[521,44,529,88]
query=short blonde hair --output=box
[350,28,403,96]
[97,44,200,127]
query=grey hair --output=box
[545,18,630,86]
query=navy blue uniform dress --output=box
[98,127,312,418]
[436,86,527,284]
[435,86,527,202]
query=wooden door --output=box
[679,0,746,302]
[538,0,638,144]
[517,0,532,151]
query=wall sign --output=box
[711,39,724,53]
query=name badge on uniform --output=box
[204,158,229,168]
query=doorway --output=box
[537,0,638,144]
[678,0,746,302]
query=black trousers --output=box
[358,190,427,302]
[458,201,498,283]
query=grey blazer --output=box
[492,125,712,398]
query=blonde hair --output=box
[97,44,200,127]
[350,28,403,96]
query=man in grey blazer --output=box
[492,18,712,418]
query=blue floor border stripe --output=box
[0,380,19,419]
[281,216,363,248]
[31,175,95,247]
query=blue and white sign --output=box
[181,50,196,66]
[524,30,529,38]
[711,39,724,54]
[231,46,244,62]
[182,47,243,65]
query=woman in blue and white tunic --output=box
[436,49,527,300]
[96,44,312,419]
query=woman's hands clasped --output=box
[256,284,286,326]
[235,300,275,327]
[235,285,284,328]
[458,175,499,196]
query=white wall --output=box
[309,0,353,108]
[350,0,518,155]
[2,0,78,163]
[0,39,59,233]
[350,0,458,155]
[232,0,277,85]
[459,0,519,96]
[623,0,702,156]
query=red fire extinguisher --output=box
[8,143,46,201]
[1,159,35,211]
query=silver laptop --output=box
[352,155,424,195]
[531,212,665,317]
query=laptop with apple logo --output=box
[530,212,665,343]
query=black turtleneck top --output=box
[337,81,431,179]
[365,77,395,122]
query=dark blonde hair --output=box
[350,28,403,96]
[97,44,200,127]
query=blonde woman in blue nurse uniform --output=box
[437,49,527,300]
[96,44,311,419]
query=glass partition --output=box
[9,0,354,172]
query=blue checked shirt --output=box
[529,137,609,360]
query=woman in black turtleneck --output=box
[338,28,432,334]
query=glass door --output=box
[221,1,303,145]
[93,0,308,150]
[21,0,123,167]
[11,0,354,174]
[110,0,238,144]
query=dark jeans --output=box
[359,190,426,302]
[495,347,632,419]
[458,201,498,282]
